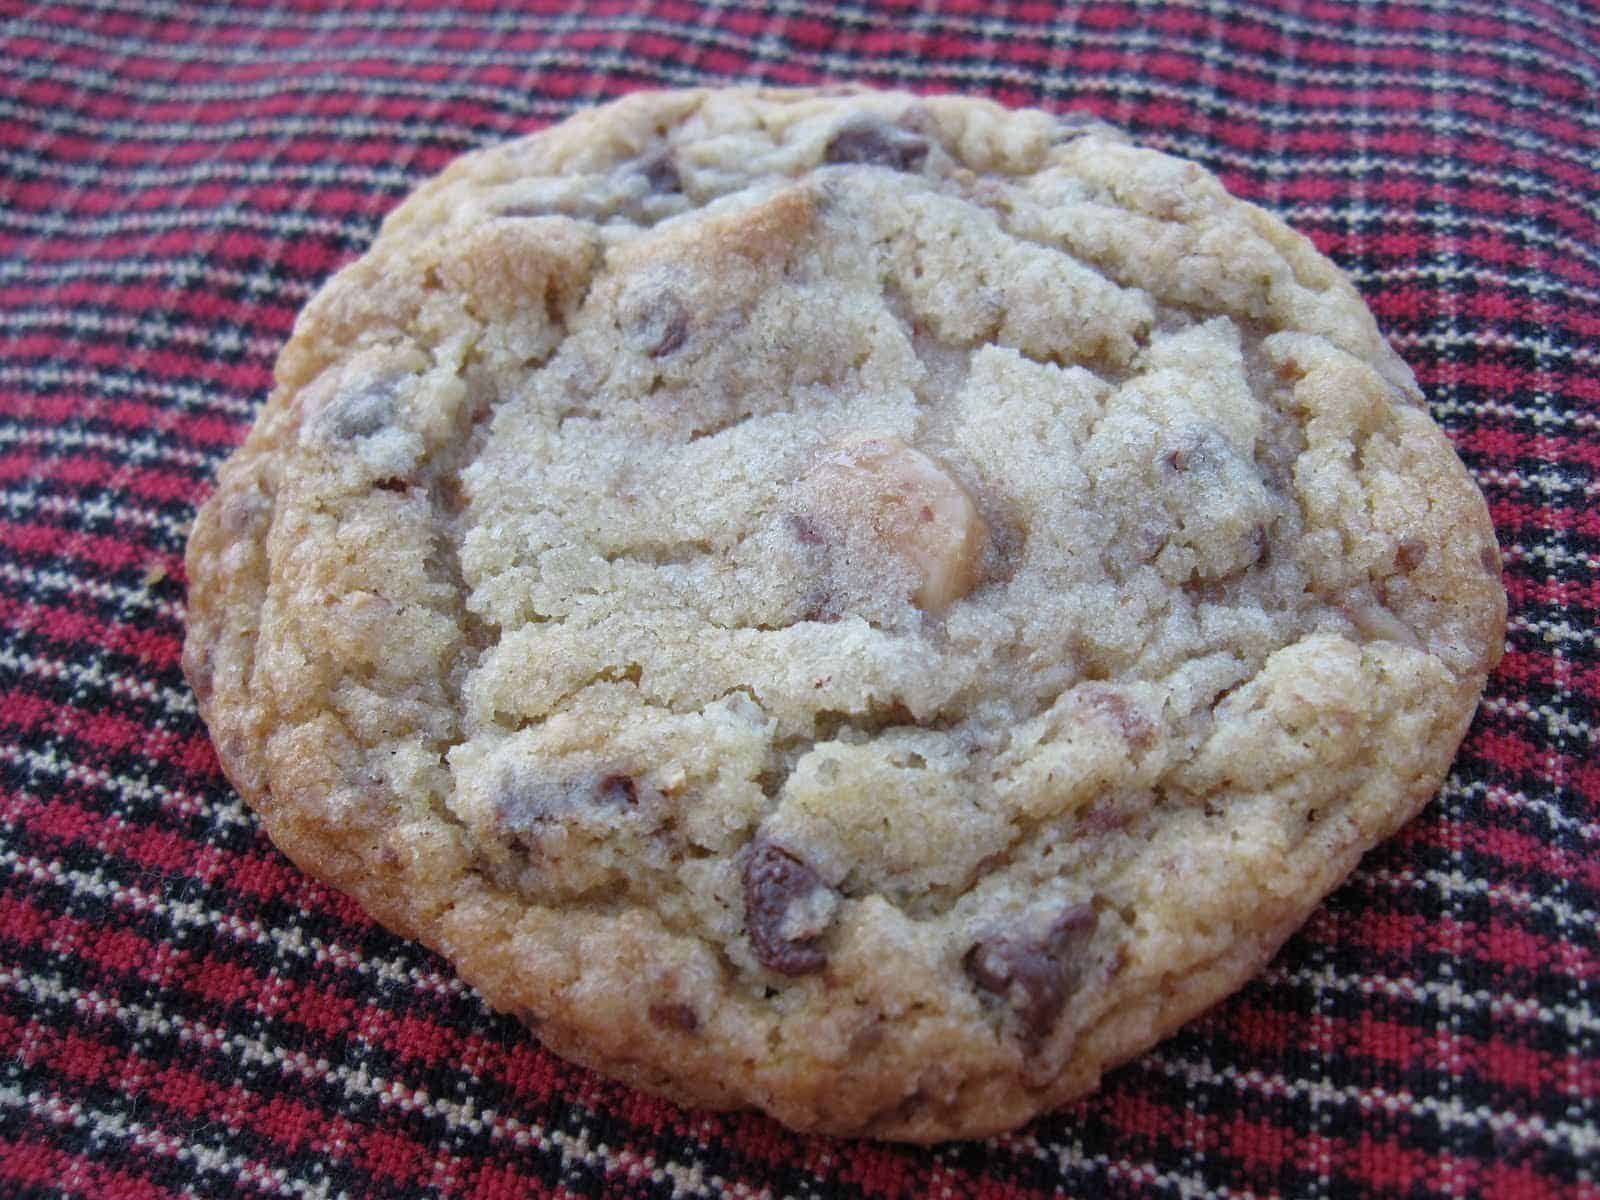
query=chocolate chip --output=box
[639,149,682,194]
[648,1002,699,1032]
[964,903,1098,1043]
[785,512,825,547]
[822,120,930,172]
[742,837,831,976]
[323,376,399,441]
[783,514,838,621]
[798,588,842,624]
[1131,520,1169,564]
[498,770,643,833]
[1162,429,1229,477]
[625,292,689,358]
[1249,523,1270,568]
[596,773,638,806]
[1079,688,1155,750]
[652,312,688,357]
[1396,539,1427,573]
[1078,801,1137,836]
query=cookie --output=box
[183,86,1506,1141]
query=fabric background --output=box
[1,1,1596,1196]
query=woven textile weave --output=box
[1,1,1595,1196]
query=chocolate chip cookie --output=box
[183,86,1506,1140]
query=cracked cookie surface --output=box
[183,86,1506,1141]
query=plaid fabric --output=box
[2,0,1596,1195]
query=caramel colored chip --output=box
[807,436,988,613]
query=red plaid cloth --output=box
[2,2,1596,1196]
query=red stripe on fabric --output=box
[1,1019,424,1191]
[0,596,184,669]
[0,1135,182,1200]
[0,452,210,507]
[0,689,206,765]
[0,516,184,573]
